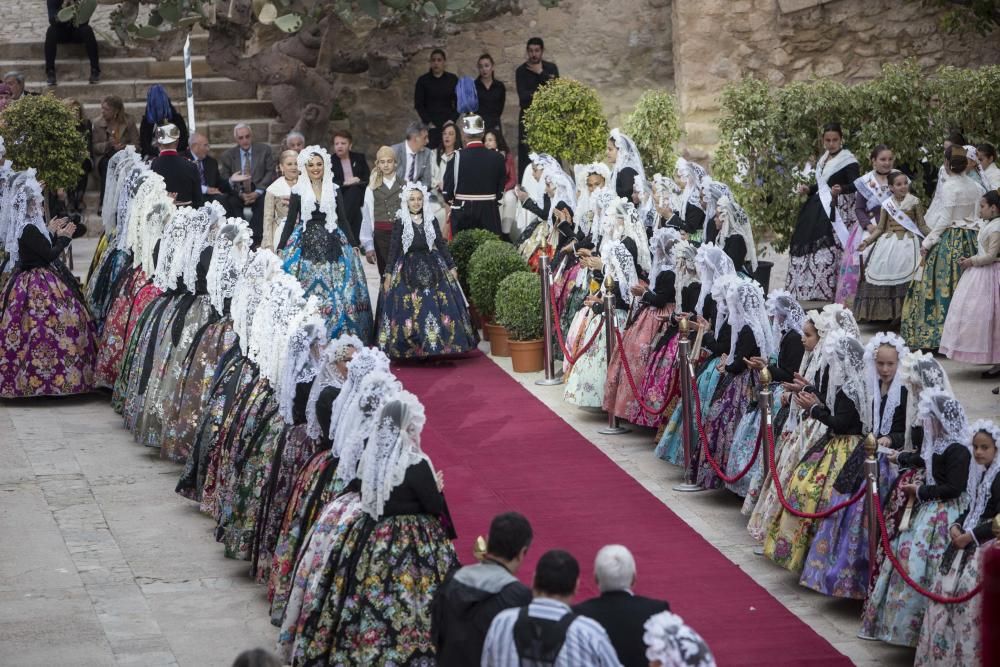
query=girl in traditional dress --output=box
[0,171,97,398]
[786,122,860,302]
[278,145,373,341]
[377,182,478,359]
[835,145,895,307]
[860,388,972,647]
[939,190,1000,370]
[915,420,1000,666]
[607,128,648,206]
[603,227,682,422]
[262,150,299,252]
[798,333,907,598]
[900,145,983,350]
[516,156,576,271]
[978,143,1000,190]
[661,158,708,238]
[713,194,757,277]
[854,170,928,322]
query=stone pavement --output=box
[0,244,997,666]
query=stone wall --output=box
[672,0,1000,157]
[337,0,675,155]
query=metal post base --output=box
[671,482,703,493]
[598,425,630,435]
[534,377,564,386]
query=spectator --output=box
[2,71,38,101]
[186,132,229,209]
[414,48,458,150]
[262,149,299,252]
[432,512,534,667]
[150,123,203,207]
[62,98,93,215]
[392,121,433,190]
[218,123,277,246]
[283,131,306,153]
[642,611,716,667]
[92,95,139,208]
[44,0,101,86]
[573,545,670,667]
[139,84,189,159]
[431,120,462,235]
[485,128,518,237]
[475,54,506,133]
[0,83,11,112]
[481,549,622,667]
[329,129,370,243]
[514,37,559,175]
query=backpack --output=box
[512,606,577,667]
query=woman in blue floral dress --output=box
[278,146,373,342]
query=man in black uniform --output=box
[443,114,506,237]
[150,124,204,207]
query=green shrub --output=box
[524,78,608,164]
[494,271,543,341]
[0,94,88,193]
[623,90,682,176]
[449,228,498,293]
[468,240,528,320]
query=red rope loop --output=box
[549,287,603,365]
[610,325,672,416]
[872,493,984,604]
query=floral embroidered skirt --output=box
[0,267,98,398]
[695,369,757,490]
[603,305,671,421]
[564,308,625,409]
[283,246,373,342]
[377,249,478,359]
[654,356,723,466]
[915,544,984,666]
[95,268,156,388]
[85,247,130,333]
[725,385,783,498]
[627,332,681,429]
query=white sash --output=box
[815,150,856,248]
[853,171,891,215]
[881,197,924,239]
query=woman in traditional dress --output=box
[915,420,1000,666]
[376,182,478,359]
[661,158,707,239]
[900,145,983,350]
[860,388,972,647]
[0,171,97,397]
[939,190,1000,370]
[604,227,681,423]
[786,122,860,302]
[854,170,928,322]
[516,155,576,271]
[712,193,757,277]
[278,145,373,341]
[262,150,299,252]
[607,128,648,206]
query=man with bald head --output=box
[186,132,229,208]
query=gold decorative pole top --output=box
[603,273,615,291]
[993,515,1000,539]
[679,315,689,334]
[864,433,877,459]
[474,535,487,561]
[760,366,771,385]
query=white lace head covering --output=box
[206,218,253,313]
[674,157,708,219]
[181,200,226,292]
[820,303,860,339]
[964,420,1000,533]
[821,330,871,433]
[864,332,909,438]
[0,161,18,255]
[4,170,46,268]
[574,163,611,236]
[542,165,577,225]
[333,369,402,485]
[115,164,148,249]
[701,180,731,228]
[716,195,757,271]
[765,289,806,340]
[125,171,168,268]
[671,240,698,309]
[726,279,777,361]
[642,610,717,667]
[694,243,736,316]
[304,333,365,438]
[294,145,340,234]
[589,188,618,245]
[917,387,969,483]
[328,347,391,444]
[102,146,139,232]
[901,351,953,451]
[652,173,684,218]
[649,227,682,286]
[277,313,328,423]
[248,274,306,379]
[601,197,651,273]
[230,250,284,351]
[358,390,430,519]
[397,181,435,254]
[601,238,640,303]
[609,128,648,196]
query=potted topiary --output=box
[495,271,544,372]
[0,93,88,197]
[524,78,608,165]
[468,239,528,357]
[449,228,498,334]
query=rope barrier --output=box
[872,493,984,604]
[549,287,604,365]
[610,325,673,416]
[686,373,761,483]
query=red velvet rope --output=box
[873,493,984,604]
[610,325,673,416]
[549,287,603,365]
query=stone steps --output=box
[1,34,209,60]
[47,77,258,104]
[1,55,215,82]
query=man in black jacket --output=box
[186,132,229,208]
[329,129,370,244]
[150,124,203,208]
[573,545,669,667]
[443,114,506,236]
[414,49,458,150]
[431,512,533,666]
[514,37,558,175]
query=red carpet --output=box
[393,353,852,666]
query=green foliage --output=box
[524,78,608,164]
[0,95,87,193]
[449,228,498,293]
[714,61,1000,252]
[494,271,543,341]
[468,240,529,320]
[924,0,999,34]
[623,90,682,176]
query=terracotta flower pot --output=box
[485,322,510,357]
[508,338,544,372]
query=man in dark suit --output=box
[186,132,229,209]
[392,122,433,190]
[218,122,276,244]
[150,123,203,207]
[414,49,458,150]
[573,545,670,667]
[330,129,370,245]
[514,37,559,175]
[443,114,506,236]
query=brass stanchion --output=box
[535,243,561,386]
[598,274,629,435]
[473,535,487,561]
[672,316,701,492]
[863,433,879,580]
[758,366,772,471]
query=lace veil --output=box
[4,170,47,268]
[823,330,871,434]
[328,347,391,444]
[358,390,429,519]
[649,227,682,286]
[864,332,909,438]
[716,195,757,271]
[397,181,436,254]
[726,280,777,361]
[964,420,1000,533]
[304,334,365,439]
[694,243,736,316]
[333,369,402,485]
[917,387,969,483]
[293,146,340,234]
[765,289,806,339]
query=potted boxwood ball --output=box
[468,239,528,357]
[450,228,499,336]
[495,271,544,372]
